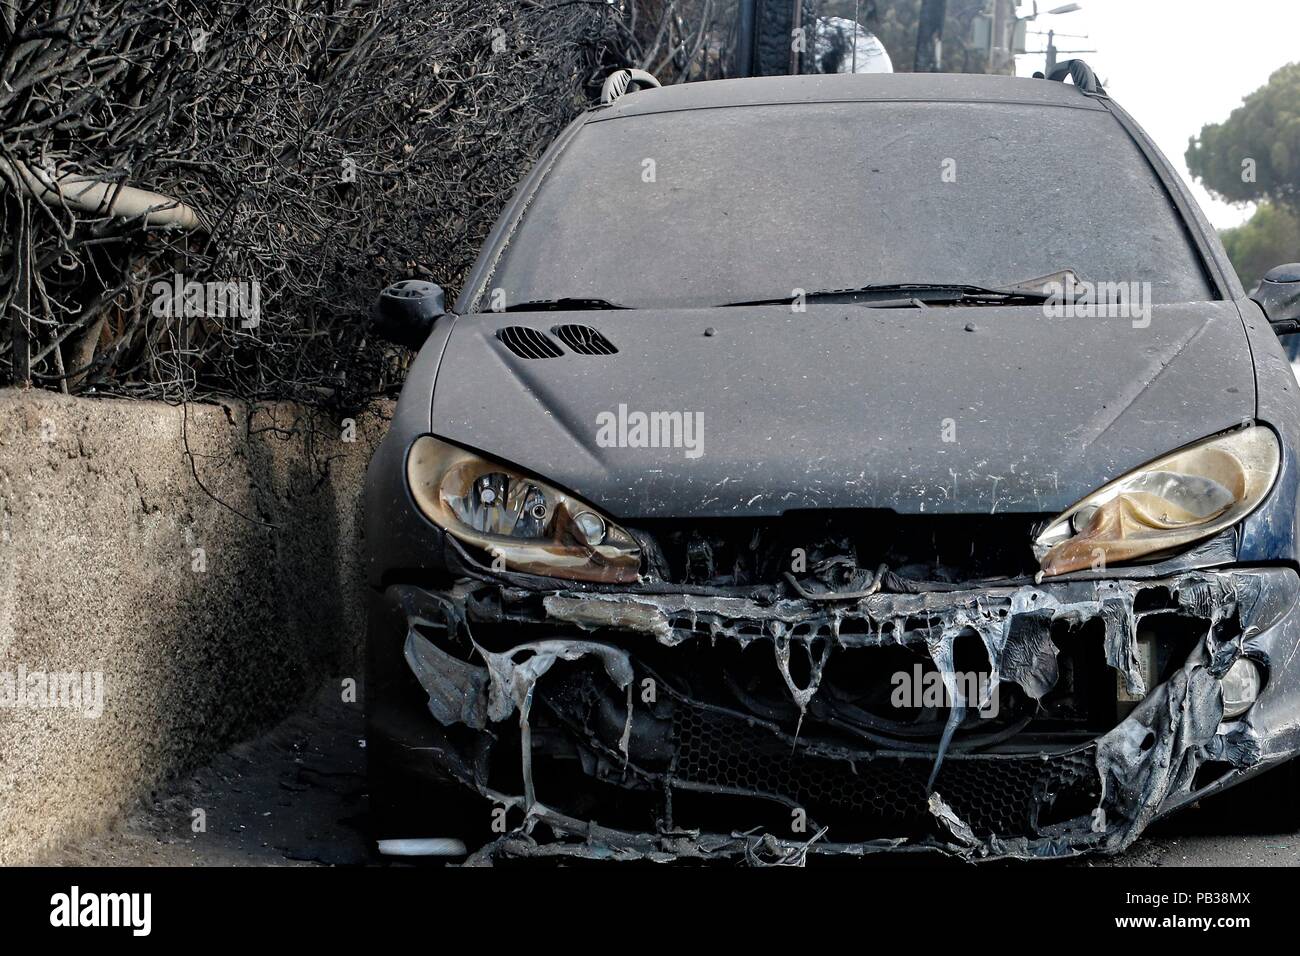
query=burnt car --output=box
[362,64,1300,863]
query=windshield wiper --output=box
[717,283,1058,308]
[717,272,1082,309]
[500,297,629,312]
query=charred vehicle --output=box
[363,65,1300,863]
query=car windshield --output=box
[481,100,1215,310]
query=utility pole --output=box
[736,0,757,77]
[1016,4,1090,77]
[1032,28,1093,76]
[914,0,947,73]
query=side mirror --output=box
[371,279,446,347]
[1250,264,1300,335]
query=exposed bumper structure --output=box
[368,564,1300,865]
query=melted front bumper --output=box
[369,565,1300,864]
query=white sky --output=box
[1012,0,1300,230]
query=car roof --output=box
[591,72,1110,122]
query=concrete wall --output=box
[0,388,387,864]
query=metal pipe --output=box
[1,159,203,231]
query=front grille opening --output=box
[464,580,1221,847]
[1192,760,1235,792]
[513,651,1114,844]
[1047,617,1120,733]
[668,697,1099,841]
[952,630,994,677]
[634,511,1048,587]
[1133,585,1175,614]
[1029,750,1104,829]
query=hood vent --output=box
[552,324,618,355]
[496,326,564,359]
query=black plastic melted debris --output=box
[395,569,1279,863]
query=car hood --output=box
[428,302,1255,519]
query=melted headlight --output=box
[406,435,641,583]
[1221,658,1262,719]
[1034,425,1280,576]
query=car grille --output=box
[671,698,1100,839]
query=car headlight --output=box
[1034,425,1280,576]
[406,435,641,583]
